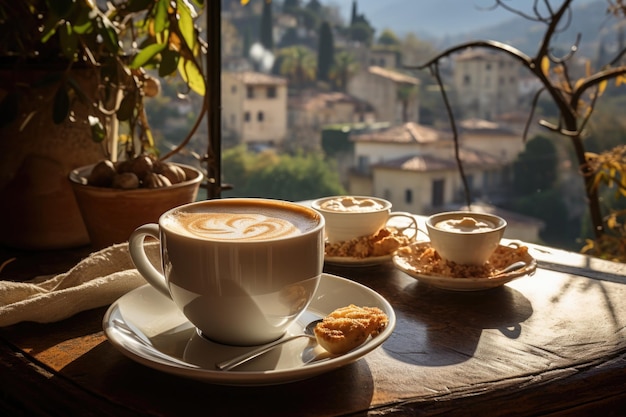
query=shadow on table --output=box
[59,339,375,417]
[383,282,534,366]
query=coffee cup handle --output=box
[128,223,172,299]
[387,212,421,241]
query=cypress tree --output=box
[317,21,335,82]
[260,0,274,50]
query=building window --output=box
[463,74,471,85]
[267,86,276,98]
[405,189,413,204]
[231,85,237,94]
[357,155,370,174]
[432,179,445,207]
[257,111,264,122]
[246,86,254,99]
[244,111,250,122]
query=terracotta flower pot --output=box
[69,163,203,249]
[0,67,105,250]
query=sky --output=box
[331,0,598,38]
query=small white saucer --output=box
[103,273,395,386]
[393,242,537,291]
[324,254,392,267]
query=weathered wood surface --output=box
[0,242,625,417]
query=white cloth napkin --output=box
[0,242,160,327]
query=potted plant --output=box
[0,0,207,249]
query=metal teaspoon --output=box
[216,319,322,371]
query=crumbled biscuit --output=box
[396,244,529,278]
[314,304,389,354]
[325,228,411,258]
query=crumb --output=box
[396,244,529,278]
[325,228,411,258]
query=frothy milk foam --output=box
[163,201,319,241]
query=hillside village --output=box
[213,0,553,241]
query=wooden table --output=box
[1,241,625,416]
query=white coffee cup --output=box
[425,211,507,265]
[311,195,418,243]
[128,198,325,346]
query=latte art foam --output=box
[175,212,301,240]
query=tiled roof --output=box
[228,71,287,85]
[368,66,420,85]
[292,92,374,111]
[351,122,452,144]
[459,118,516,135]
[373,148,501,172]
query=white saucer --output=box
[324,254,392,267]
[393,242,537,291]
[103,273,395,386]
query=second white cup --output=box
[312,195,418,243]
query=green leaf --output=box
[97,16,120,54]
[72,7,94,35]
[154,0,169,34]
[130,43,166,69]
[159,49,179,77]
[52,84,70,124]
[177,0,196,51]
[58,22,78,60]
[88,116,106,143]
[40,13,60,43]
[117,92,136,122]
[178,58,205,96]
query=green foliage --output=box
[513,135,559,195]
[260,0,274,50]
[317,21,335,82]
[277,46,317,88]
[378,29,401,46]
[0,0,206,159]
[320,127,354,156]
[350,21,375,45]
[222,146,345,200]
[329,51,359,92]
[512,188,579,250]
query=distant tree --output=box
[299,7,320,32]
[412,0,626,260]
[242,26,252,58]
[317,21,335,82]
[378,29,401,46]
[283,0,299,14]
[513,135,559,196]
[350,0,357,25]
[350,21,374,45]
[513,188,574,248]
[305,0,322,14]
[329,50,359,92]
[401,33,437,66]
[277,45,317,89]
[222,147,345,200]
[278,27,300,48]
[397,83,419,122]
[260,0,273,50]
